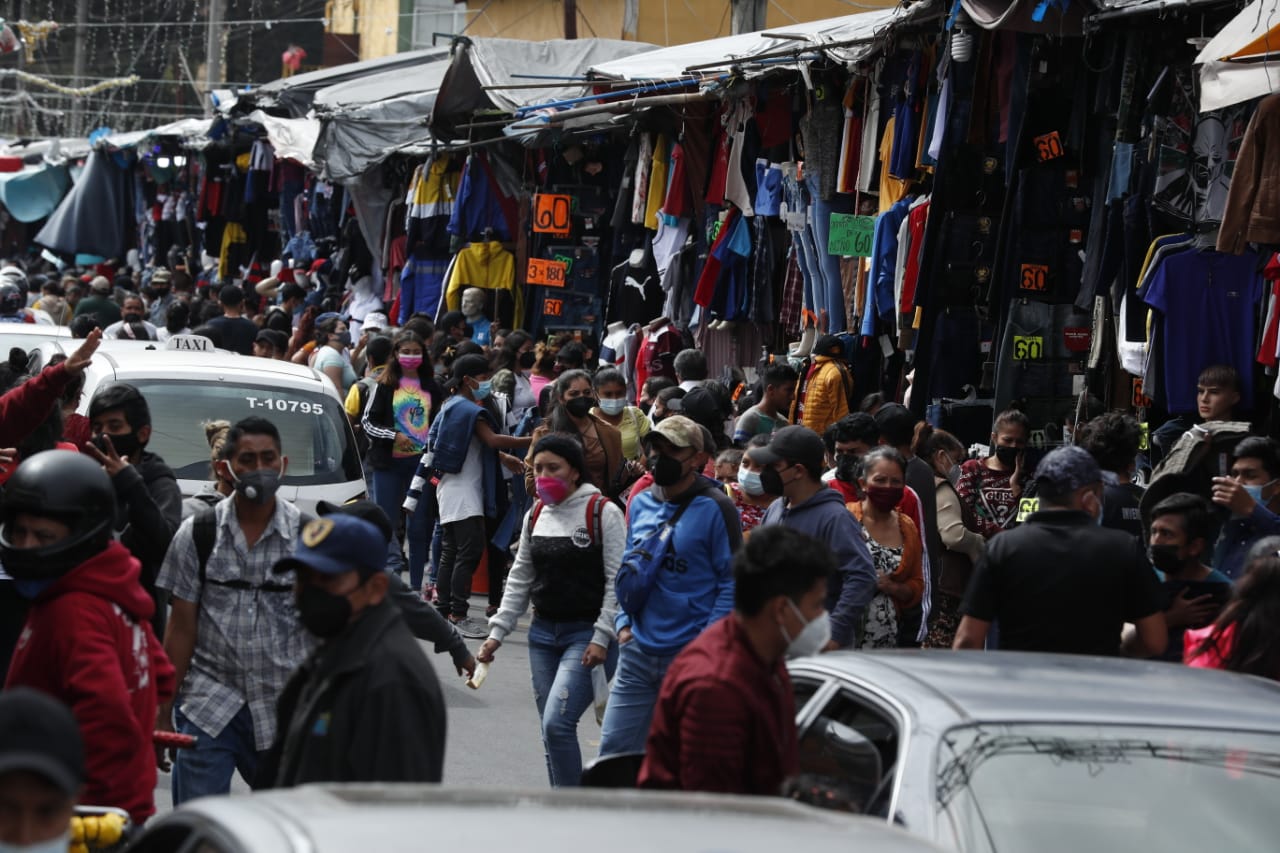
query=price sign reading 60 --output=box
[533,194,572,236]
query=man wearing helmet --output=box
[1,451,176,825]
[0,276,32,324]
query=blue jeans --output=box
[171,705,264,805]
[371,457,436,591]
[597,641,678,758]
[527,618,618,787]
[805,173,853,333]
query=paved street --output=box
[154,605,596,812]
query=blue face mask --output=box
[472,379,492,401]
[738,467,766,497]
[13,577,56,600]
[1243,480,1278,508]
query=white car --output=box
[0,321,72,361]
[31,336,366,514]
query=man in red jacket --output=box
[2,450,175,825]
[639,524,831,795]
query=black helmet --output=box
[0,283,23,315]
[0,451,116,580]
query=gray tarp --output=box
[245,47,452,118]
[431,37,657,138]
[35,149,131,258]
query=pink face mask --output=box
[398,354,424,371]
[535,476,571,506]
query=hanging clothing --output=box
[631,133,654,226]
[644,135,669,230]
[444,241,521,329]
[405,157,458,255]
[1219,94,1280,254]
[448,154,511,242]
[878,117,909,214]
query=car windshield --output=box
[127,379,362,486]
[935,724,1280,852]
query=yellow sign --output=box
[1012,335,1044,360]
[1016,497,1040,523]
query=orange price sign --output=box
[527,258,568,288]
[533,193,572,235]
[1019,263,1048,292]
[543,297,564,317]
[1034,131,1065,162]
[1132,378,1153,409]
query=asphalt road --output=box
[154,602,597,812]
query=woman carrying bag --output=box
[478,434,623,787]
[525,370,625,500]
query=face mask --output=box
[0,830,71,853]
[994,446,1020,468]
[780,599,831,659]
[97,431,141,460]
[947,465,962,485]
[597,398,627,417]
[13,577,56,600]
[865,485,904,512]
[471,379,492,400]
[738,467,766,497]
[334,331,352,348]
[535,476,571,506]
[229,466,282,505]
[649,453,687,487]
[122,312,143,324]
[835,454,860,483]
[565,397,593,419]
[297,581,354,639]
[1148,544,1184,572]
[1243,479,1278,508]
[518,350,536,370]
[398,354,423,372]
[759,465,786,497]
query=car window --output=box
[934,723,1280,853]
[792,675,823,717]
[793,689,900,817]
[125,379,363,486]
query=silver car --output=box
[788,650,1280,852]
[123,786,944,853]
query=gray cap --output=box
[1034,445,1102,495]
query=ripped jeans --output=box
[527,617,618,787]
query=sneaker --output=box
[451,616,489,639]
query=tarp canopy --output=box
[247,110,321,167]
[35,149,131,258]
[0,162,71,222]
[1197,0,1280,111]
[957,0,1083,32]
[589,8,908,81]
[431,37,656,139]
[245,47,452,118]
[313,54,452,112]
[100,118,214,151]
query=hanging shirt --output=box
[645,135,670,230]
[878,117,910,214]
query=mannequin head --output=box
[461,288,487,322]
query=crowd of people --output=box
[0,255,1278,849]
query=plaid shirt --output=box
[779,246,804,337]
[156,498,312,750]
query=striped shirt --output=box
[156,497,312,750]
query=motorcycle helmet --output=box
[0,451,116,580]
[0,283,23,316]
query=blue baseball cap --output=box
[272,514,385,578]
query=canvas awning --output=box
[244,47,452,118]
[1197,0,1280,111]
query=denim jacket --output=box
[420,395,503,519]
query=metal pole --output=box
[564,0,578,39]
[70,0,89,135]
[205,0,224,115]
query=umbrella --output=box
[1197,0,1280,111]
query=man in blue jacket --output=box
[758,425,877,648]
[600,415,742,758]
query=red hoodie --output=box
[5,541,175,823]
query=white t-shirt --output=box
[437,435,485,524]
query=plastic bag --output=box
[591,664,609,725]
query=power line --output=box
[55,11,480,28]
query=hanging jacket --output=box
[1219,94,1280,254]
[443,240,521,328]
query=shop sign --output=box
[533,194,573,235]
[828,213,875,257]
[1016,497,1040,522]
[1012,335,1043,360]
[1034,131,1065,162]
[527,258,568,287]
[1019,263,1048,292]
[543,297,564,317]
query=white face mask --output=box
[781,599,831,659]
[738,466,766,496]
[597,397,627,417]
[0,831,71,853]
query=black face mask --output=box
[122,312,143,325]
[994,446,1020,468]
[1149,544,1184,573]
[296,582,354,638]
[518,351,536,369]
[232,467,282,505]
[760,465,786,496]
[835,454,861,483]
[565,397,593,419]
[649,453,686,487]
[98,431,141,460]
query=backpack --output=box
[530,493,607,546]
[192,504,314,597]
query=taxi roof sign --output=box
[165,334,215,353]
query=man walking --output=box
[260,514,446,786]
[155,417,309,804]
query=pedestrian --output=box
[757,425,877,649]
[821,412,879,502]
[478,434,624,787]
[733,362,797,445]
[181,420,233,518]
[1077,412,1145,539]
[72,276,121,325]
[638,375,674,417]
[362,330,441,591]
[733,436,777,535]
[406,354,529,638]
[1184,537,1280,678]
[204,285,258,356]
[311,314,358,395]
[847,447,924,648]
[649,386,685,424]
[84,382,183,636]
[158,300,192,343]
[1145,493,1230,660]
[956,409,1030,539]
[146,267,174,326]
[155,417,309,805]
[0,689,85,851]
[251,329,288,360]
[953,445,1167,657]
[102,294,158,341]
[794,334,852,435]
[599,415,741,757]
[592,367,651,468]
[674,348,708,392]
[1210,436,1280,579]
[714,448,743,484]
[259,514,447,786]
[638,525,831,795]
[914,426,983,649]
[526,369,625,500]
[2,452,175,825]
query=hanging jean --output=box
[805,171,853,333]
[783,167,822,327]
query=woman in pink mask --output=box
[477,433,625,787]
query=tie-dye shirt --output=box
[392,377,432,456]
